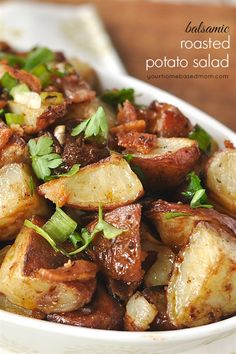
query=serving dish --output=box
[0,68,235,354]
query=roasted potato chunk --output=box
[124,292,158,331]
[8,100,67,134]
[0,163,49,240]
[167,221,236,327]
[0,294,45,319]
[38,154,144,210]
[88,204,143,282]
[206,149,236,214]
[47,286,124,330]
[129,137,200,192]
[146,200,236,251]
[0,225,97,313]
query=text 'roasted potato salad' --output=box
[0,42,235,332]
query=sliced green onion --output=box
[0,72,18,91]
[43,207,77,244]
[123,154,134,163]
[10,83,29,98]
[5,113,24,125]
[0,53,25,67]
[29,176,35,196]
[93,204,124,239]
[31,64,51,88]
[164,212,192,220]
[190,189,213,209]
[40,91,64,105]
[0,109,5,116]
[24,47,55,71]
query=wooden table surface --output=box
[42,0,236,131]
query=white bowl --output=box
[0,71,236,354]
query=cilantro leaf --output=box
[28,136,63,180]
[44,164,80,181]
[71,106,108,141]
[189,125,211,153]
[182,171,212,209]
[102,88,135,107]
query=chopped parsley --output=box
[102,88,135,107]
[182,171,213,209]
[189,125,211,153]
[71,106,108,141]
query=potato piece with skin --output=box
[129,137,200,192]
[167,221,236,328]
[0,163,49,241]
[88,204,143,282]
[124,292,158,331]
[0,225,97,314]
[206,149,236,214]
[38,154,144,210]
[145,200,236,251]
[0,133,29,168]
[47,286,124,330]
[8,100,67,134]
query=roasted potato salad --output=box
[0,43,235,331]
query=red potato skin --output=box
[47,286,124,330]
[88,204,143,283]
[131,144,200,193]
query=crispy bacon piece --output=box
[37,260,98,282]
[56,74,95,103]
[47,286,124,330]
[117,100,137,124]
[88,204,143,283]
[61,135,110,169]
[2,64,41,92]
[35,102,68,132]
[0,121,13,150]
[117,132,157,154]
[138,101,192,137]
[110,120,146,135]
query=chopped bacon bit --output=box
[117,131,157,154]
[0,100,7,109]
[37,260,98,282]
[117,100,137,124]
[138,101,192,138]
[224,140,235,149]
[3,65,41,92]
[110,120,146,135]
[0,121,13,150]
[56,74,95,103]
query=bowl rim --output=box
[1,70,236,344]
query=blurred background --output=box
[0,0,235,131]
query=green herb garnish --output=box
[189,125,211,153]
[31,64,51,88]
[27,136,63,181]
[71,106,108,141]
[0,72,18,91]
[24,205,124,257]
[164,212,192,220]
[24,47,55,71]
[40,91,64,105]
[123,154,134,163]
[5,113,24,125]
[0,53,25,67]
[182,171,212,209]
[102,88,135,107]
[44,164,80,181]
